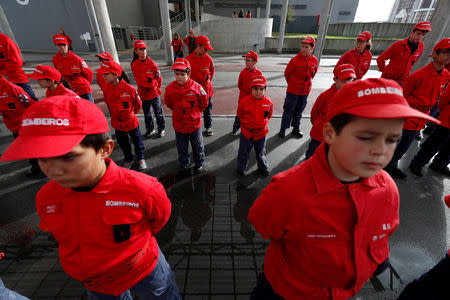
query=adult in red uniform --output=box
[183,30,196,54]
[171,33,184,62]
[131,40,166,138]
[164,58,209,172]
[186,35,215,136]
[52,34,94,102]
[231,50,263,135]
[385,38,450,179]
[334,31,372,79]
[0,32,38,101]
[279,36,318,138]
[377,21,431,84]
[249,78,439,300]
[27,65,78,98]
[305,64,356,159]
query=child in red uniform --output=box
[52,34,94,102]
[0,95,181,300]
[186,35,215,136]
[334,31,372,80]
[164,58,209,173]
[377,21,431,84]
[231,50,263,135]
[27,65,78,98]
[131,40,166,138]
[171,33,184,62]
[248,78,440,300]
[384,38,450,179]
[305,64,356,159]
[279,36,318,138]
[99,61,147,170]
[183,30,196,54]
[236,75,273,176]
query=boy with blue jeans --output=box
[0,96,181,300]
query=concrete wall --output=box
[200,13,273,53]
[107,0,145,26]
[327,22,415,38]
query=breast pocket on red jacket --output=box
[369,236,389,264]
[38,201,69,240]
[102,202,144,243]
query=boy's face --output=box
[103,72,117,83]
[56,44,69,56]
[324,117,404,181]
[301,43,313,57]
[334,77,354,91]
[251,86,265,99]
[37,141,113,188]
[174,70,189,86]
[135,47,147,60]
[196,45,207,56]
[409,30,427,43]
[37,79,52,88]
[433,49,450,66]
[245,58,257,70]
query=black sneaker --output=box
[408,164,423,177]
[258,169,269,176]
[278,130,286,138]
[384,166,407,179]
[429,163,450,176]
[237,169,246,176]
[157,130,166,138]
[292,128,304,138]
[144,129,156,138]
[194,165,204,173]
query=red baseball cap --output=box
[250,75,267,87]
[99,60,123,76]
[326,78,441,124]
[133,40,147,49]
[302,36,315,46]
[53,34,68,45]
[171,58,191,71]
[413,21,431,32]
[433,38,450,53]
[0,96,110,161]
[196,35,214,50]
[189,30,194,35]
[27,65,61,81]
[242,51,258,62]
[333,64,356,80]
[445,195,450,208]
[357,31,371,41]
[95,52,114,61]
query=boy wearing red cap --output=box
[52,34,94,102]
[236,75,273,176]
[248,78,440,300]
[279,36,318,139]
[131,40,166,138]
[164,58,209,173]
[377,21,431,84]
[183,30,196,54]
[100,60,147,171]
[0,96,181,300]
[384,38,450,179]
[186,35,215,136]
[231,50,263,135]
[27,65,78,98]
[334,31,372,80]
[305,64,356,159]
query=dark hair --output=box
[436,48,450,55]
[174,68,191,74]
[60,78,71,89]
[80,133,111,152]
[412,29,429,34]
[119,70,131,84]
[366,40,372,51]
[329,113,355,135]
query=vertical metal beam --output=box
[0,5,18,45]
[159,0,173,65]
[314,0,333,63]
[184,0,192,32]
[257,7,261,18]
[265,0,272,18]
[84,0,105,54]
[194,0,200,23]
[276,0,288,54]
[92,0,119,63]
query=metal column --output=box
[314,0,333,63]
[84,0,105,54]
[92,0,119,62]
[159,0,173,65]
[276,0,288,54]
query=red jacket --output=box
[164,78,209,133]
[183,36,196,53]
[0,33,29,83]
[36,158,171,296]
[0,76,34,133]
[309,84,337,142]
[402,63,450,131]
[237,94,273,140]
[238,67,263,101]
[46,83,79,98]
[131,57,162,100]
[438,85,450,129]
[171,38,183,52]
[248,143,399,300]
[285,53,318,95]
[103,79,142,132]
[335,49,372,79]
[52,51,94,95]
[377,38,424,84]
[186,52,215,98]
[96,69,112,103]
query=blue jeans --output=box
[80,92,95,103]
[175,128,205,168]
[115,126,145,162]
[250,272,284,300]
[204,97,213,129]
[386,129,418,168]
[173,51,183,62]
[411,125,450,168]
[14,81,38,101]
[280,92,308,131]
[232,116,241,133]
[305,138,321,160]
[142,96,165,132]
[237,134,268,172]
[87,248,181,300]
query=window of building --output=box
[420,0,432,8]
